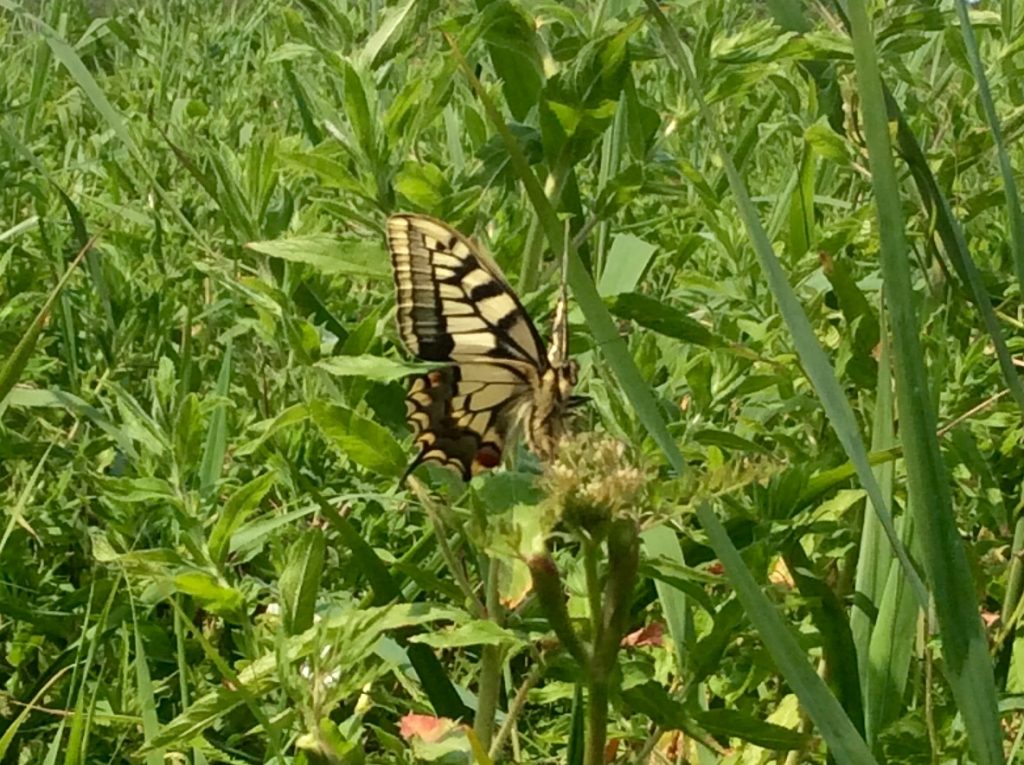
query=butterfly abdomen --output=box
[527,362,578,460]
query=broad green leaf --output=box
[199,342,232,494]
[640,557,716,616]
[279,528,326,634]
[3,386,135,457]
[805,118,851,164]
[344,60,373,143]
[694,708,808,750]
[310,401,406,477]
[408,620,521,649]
[623,681,807,750]
[208,472,277,568]
[174,572,245,615]
[480,1,544,122]
[786,143,815,258]
[597,234,658,297]
[99,476,180,505]
[408,726,472,761]
[246,235,390,278]
[266,41,316,63]
[692,429,768,453]
[394,161,450,209]
[358,0,418,69]
[315,355,436,382]
[234,404,309,457]
[606,292,721,348]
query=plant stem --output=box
[489,661,544,759]
[584,674,609,765]
[474,558,503,749]
[409,476,485,617]
[475,644,502,750]
[582,535,608,765]
[529,553,589,666]
[589,520,640,765]
[583,535,604,648]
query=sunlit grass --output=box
[2,1,1022,762]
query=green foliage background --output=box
[2,0,1023,762]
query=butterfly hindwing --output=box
[403,363,535,479]
[387,214,546,365]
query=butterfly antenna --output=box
[549,221,572,366]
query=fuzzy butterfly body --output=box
[387,213,578,479]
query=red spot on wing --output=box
[473,445,502,471]
[428,370,443,385]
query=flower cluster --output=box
[542,434,646,534]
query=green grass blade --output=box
[21,17,51,140]
[0,667,73,757]
[817,0,1024,420]
[879,95,1024,412]
[816,0,1024,423]
[640,525,692,669]
[132,603,164,765]
[198,342,232,495]
[0,238,93,409]
[40,28,136,162]
[0,442,53,558]
[953,0,1024,293]
[846,2,1002,761]
[851,315,916,743]
[864,524,919,743]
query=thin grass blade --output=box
[0,237,94,408]
[952,0,1024,293]
[845,2,1001,760]
[198,342,232,494]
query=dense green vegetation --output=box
[3,0,1024,762]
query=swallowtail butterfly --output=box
[386,213,578,479]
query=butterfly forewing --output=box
[386,213,576,478]
[387,214,545,365]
